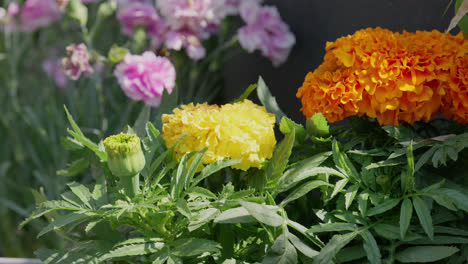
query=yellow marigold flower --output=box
[297,27,468,125]
[161,100,276,171]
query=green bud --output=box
[108,45,130,64]
[104,133,145,177]
[97,0,116,19]
[104,133,145,197]
[306,113,330,138]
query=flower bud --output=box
[103,133,145,178]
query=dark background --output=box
[223,0,457,123]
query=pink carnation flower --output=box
[157,0,227,60]
[43,58,68,89]
[114,52,176,107]
[19,0,61,32]
[237,0,295,66]
[61,43,94,80]
[117,2,167,48]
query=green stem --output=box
[120,174,140,197]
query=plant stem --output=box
[120,174,140,197]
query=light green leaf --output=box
[67,0,88,25]
[402,142,415,193]
[413,196,434,240]
[262,233,298,264]
[188,208,220,232]
[240,201,283,227]
[191,159,240,188]
[366,198,401,217]
[313,231,359,264]
[288,233,319,258]
[307,223,357,234]
[214,207,256,224]
[67,182,93,209]
[276,151,333,193]
[184,149,206,189]
[280,117,307,143]
[100,242,164,261]
[57,158,89,177]
[331,178,349,199]
[400,198,413,239]
[361,230,381,264]
[257,76,286,123]
[306,113,329,138]
[266,129,295,188]
[38,212,94,238]
[357,192,369,216]
[395,246,459,263]
[280,180,331,206]
[344,184,359,210]
[176,200,191,219]
[170,238,220,257]
[189,186,217,199]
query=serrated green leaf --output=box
[214,207,256,224]
[313,231,359,264]
[263,233,298,264]
[276,151,333,193]
[280,180,331,206]
[191,159,240,188]
[240,201,283,227]
[306,113,329,138]
[395,246,459,263]
[413,196,434,240]
[280,117,307,143]
[257,76,286,123]
[38,212,95,238]
[100,242,164,261]
[57,158,89,177]
[67,182,93,209]
[361,230,381,264]
[176,199,191,219]
[402,142,415,193]
[358,192,369,216]
[189,186,217,199]
[438,188,468,212]
[188,208,219,232]
[185,149,206,190]
[344,184,359,210]
[307,223,357,234]
[170,238,220,257]
[400,198,413,239]
[331,178,349,199]
[266,129,295,189]
[335,246,366,263]
[366,198,400,216]
[332,140,360,181]
[288,233,319,258]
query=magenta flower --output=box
[156,0,227,60]
[237,0,295,66]
[114,52,176,107]
[61,43,94,80]
[43,59,68,89]
[19,0,61,32]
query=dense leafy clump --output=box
[22,79,468,264]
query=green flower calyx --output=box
[103,133,146,178]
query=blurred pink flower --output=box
[225,0,241,14]
[237,0,295,66]
[117,2,167,47]
[43,59,68,89]
[8,2,19,17]
[157,0,227,60]
[20,0,61,32]
[114,51,176,107]
[61,43,94,80]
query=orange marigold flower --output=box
[297,27,468,125]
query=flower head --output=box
[104,133,146,178]
[156,0,228,60]
[237,0,295,66]
[61,43,94,80]
[162,100,276,171]
[297,28,468,125]
[114,51,176,107]
[117,2,167,47]
[19,0,61,32]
